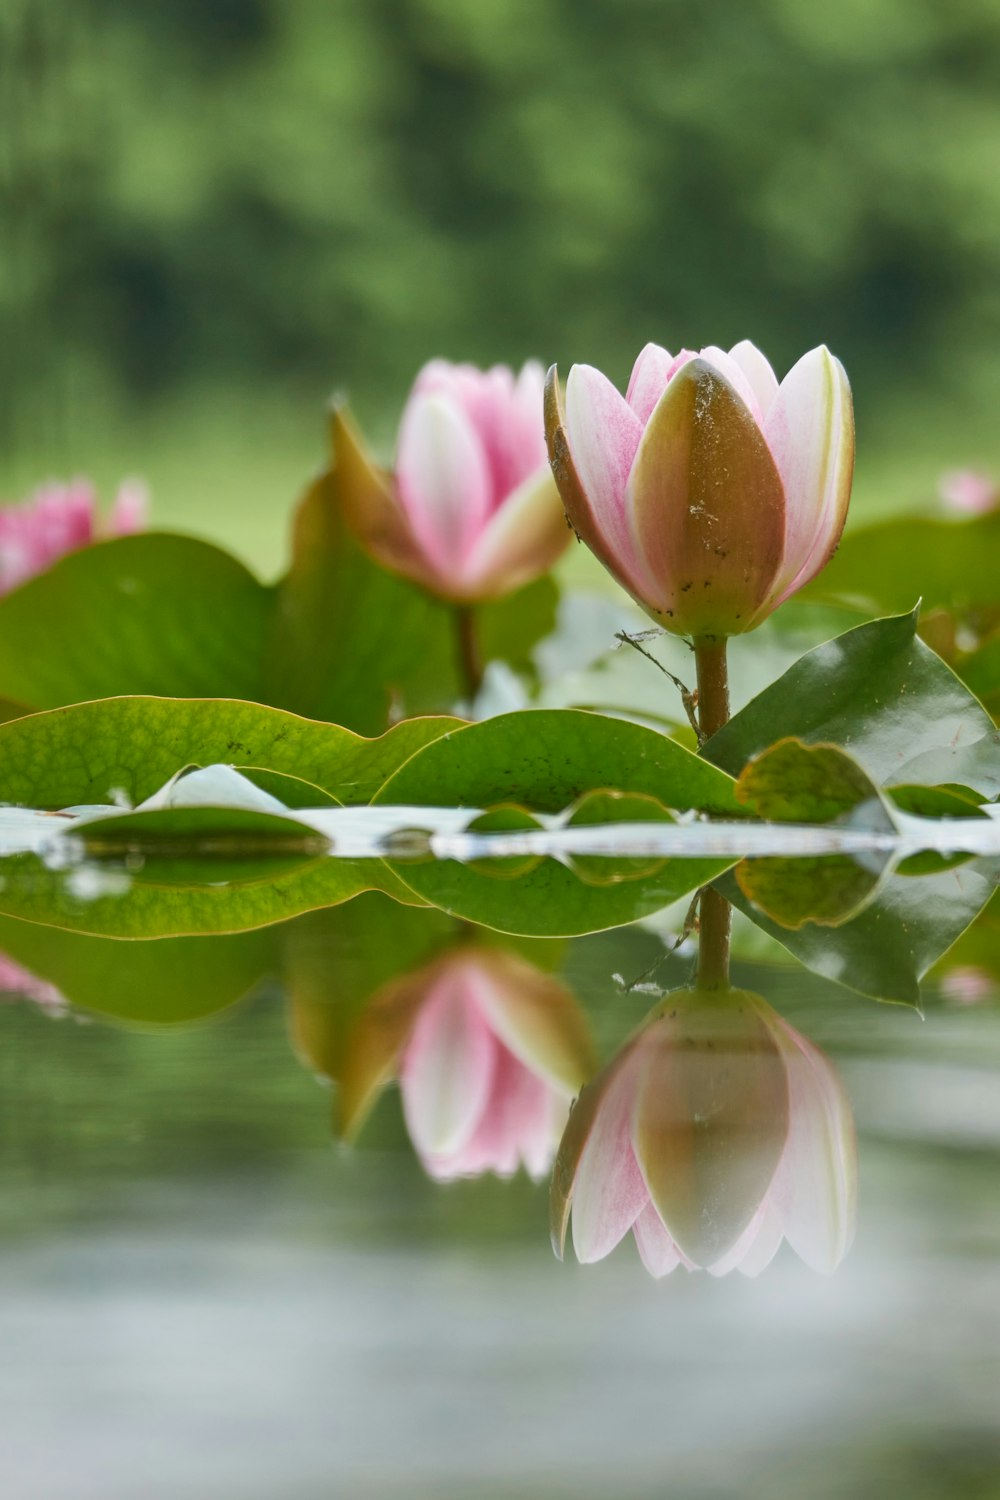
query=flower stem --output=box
[693,635,730,743]
[454,605,484,703]
[697,886,731,991]
[693,635,731,990]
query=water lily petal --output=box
[451,1049,557,1181]
[460,465,570,600]
[625,343,675,425]
[626,360,786,634]
[763,345,854,606]
[632,994,790,1266]
[399,971,497,1163]
[706,1202,784,1278]
[697,345,766,420]
[568,1048,649,1264]
[465,950,593,1096]
[555,363,652,597]
[728,341,780,417]
[397,390,493,574]
[631,1201,685,1278]
[769,1023,857,1273]
[332,406,439,588]
[736,1204,786,1277]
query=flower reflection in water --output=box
[338,946,594,1183]
[0,953,68,1017]
[552,987,856,1278]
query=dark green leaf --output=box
[705,610,1000,798]
[719,860,996,1005]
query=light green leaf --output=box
[0,696,459,809]
[375,709,738,935]
[0,534,271,706]
[0,913,277,1025]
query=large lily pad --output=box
[0,913,277,1025]
[0,847,418,940]
[704,610,1000,797]
[376,708,741,815]
[719,860,996,1006]
[0,534,272,707]
[374,709,739,935]
[0,476,559,733]
[0,697,458,809]
[804,511,1000,616]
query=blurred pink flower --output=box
[334,947,593,1182]
[333,360,570,602]
[552,987,857,1278]
[545,341,854,637]
[0,954,67,1016]
[938,469,998,516]
[0,477,148,595]
[940,964,994,1006]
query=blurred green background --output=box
[2,0,1000,570]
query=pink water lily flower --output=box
[333,359,571,603]
[552,987,856,1278]
[0,477,148,595]
[329,946,594,1182]
[545,341,854,637]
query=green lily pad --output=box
[0,696,458,810]
[718,859,996,1005]
[376,708,742,815]
[374,709,738,935]
[734,738,888,824]
[704,609,1000,798]
[0,846,420,940]
[804,512,1000,616]
[0,534,272,707]
[0,913,277,1025]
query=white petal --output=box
[763,346,854,604]
[399,977,497,1159]
[769,1025,857,1273]
[728,341,780,417]
[625,343,675,425]
[571,1051,649,1264]
[564,363,646,576]
[631,1202,684,1278]
[697,345,766,422]
[396,391,493,572]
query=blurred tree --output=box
[3,0,1000,445]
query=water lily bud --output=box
[338,946,593,1182]
[545,342,854,637]
[552,987,856,1278]
[0,477,149,595]
[333,359,571,603]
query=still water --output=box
[2,874,999,1499]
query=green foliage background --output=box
[2,0,1000,561]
